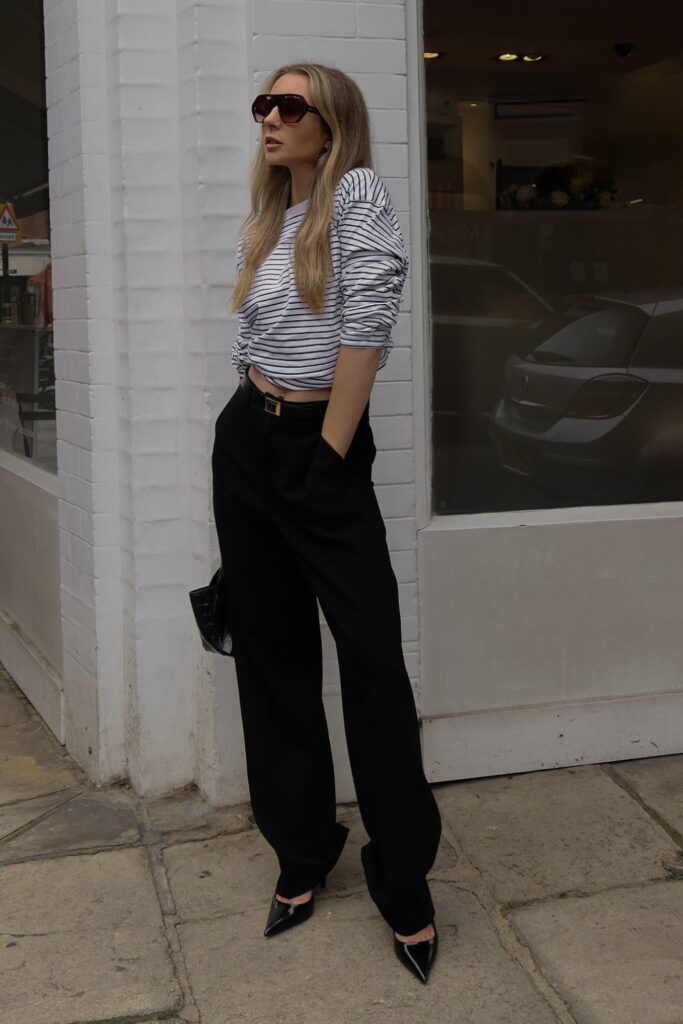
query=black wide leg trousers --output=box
[211,367,442,935]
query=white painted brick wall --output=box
[255,2,356,36]
[357,4,406,38]
[46,0,420,798]
[45,0,127,779]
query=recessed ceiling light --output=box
[522,53,545,62]
[497,53,519,61]
[424,51,441,59]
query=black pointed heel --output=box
[393,923,439,984]
[263,875,327,938]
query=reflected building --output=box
[426,7,683,512]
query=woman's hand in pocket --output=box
[320,433,347,460]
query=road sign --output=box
[0,203,22,244]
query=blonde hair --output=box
[229,64,373,317]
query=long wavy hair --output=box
[229,64,373,317]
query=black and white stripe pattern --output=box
[231,166,409,389]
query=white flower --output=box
[516,184,536,204]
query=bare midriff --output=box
[247,364,332,402]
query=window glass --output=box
[0,0,55,470]
[425,3,683,510]
[527,303,649,367]
[431,261,551,321]
[631,309,683,369]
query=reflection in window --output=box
[426,3,683,511]
[431,261,550,321]
[528,303,649,367]
[632,308,683,369]
[0,0,55,470]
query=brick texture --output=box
[46,0,417,797]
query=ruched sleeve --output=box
[230,234,250,378]
[334,168,409,356]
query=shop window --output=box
[0,0,55,470]
[632,310,683,370]
[425,3,683,510]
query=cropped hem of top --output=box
[230,166,409,391]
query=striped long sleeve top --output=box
[230,166,409,389]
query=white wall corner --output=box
[46,0,126,783]
[177,0,254,806]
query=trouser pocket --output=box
[312,418,376,481]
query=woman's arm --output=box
[321,346,383,457]
[321,169,409,457]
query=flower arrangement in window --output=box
[498,162,617,210]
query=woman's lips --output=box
[265,139,282,148]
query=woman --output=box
[211,62,442,984]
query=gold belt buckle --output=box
[263,392,282,416]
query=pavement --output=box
[2,658,683,1024]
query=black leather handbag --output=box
[188,566,234,657]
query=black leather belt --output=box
[240,369,330,418]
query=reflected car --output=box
[430,255,553,437]
[490,289,683,501]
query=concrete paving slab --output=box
[164,824,276,920]
[435,764,678,905]
[0,790,140,863]
[144,788,252,841]
[0,719,81,804]
[0,665,41,728]
[0,846,181,1024]
[0,687,31,727]
[0,790,79,843]
[1,845,161,932]
[0,663,16,694]
[179,880,558,1024]
[165,804,458,922]
[1,927,181,1024]
[510,881,683,1024]
[611,754,683,838]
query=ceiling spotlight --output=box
[424,51,441,59]
[497,52,519,61]
[522,53,544,62]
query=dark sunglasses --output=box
[252,93,323,124]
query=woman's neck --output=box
[288,166,315,207]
